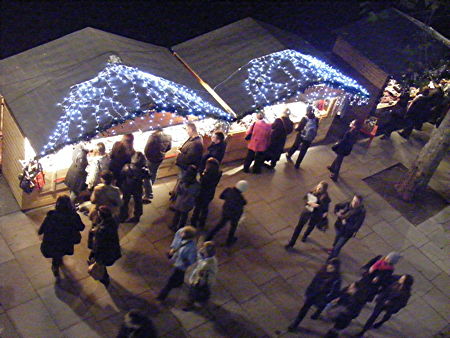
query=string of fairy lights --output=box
[41,61,232,156]
[227,49,370,111]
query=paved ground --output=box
[0,126,449,338]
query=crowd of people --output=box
[37,107,416,337]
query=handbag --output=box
[245,123,255,141]
[88,261,106,280]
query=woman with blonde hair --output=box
[285,181,331,249]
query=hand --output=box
[308,202,319,208]
[176,149,181,154]
[342,219,347,225]
[322,212,328,218]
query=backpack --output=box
[301,118,318,142]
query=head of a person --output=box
[348,281,359,294]
[385,252,402,265]
[131,152,146,168]
[96,142,106,156]
[306,106,315,119]
[399,274,414,290]
[98,205,113,221]
[111,141,127,157]
[212,131,225,144]
[183,165,198,183]
[235,180,249,193]
[55,195,74,213]
[351,194,363,208]
[180,226,197,240]
[122,134,134,147]
[326,257,340,274]
[282,108,290,118]
[154,127,163,134]
[315,181,328,194]
[256,112,265,120]
[200,241,216,258]
[205,157,220,174]
[186,122,197,138]
[100,170,114,185]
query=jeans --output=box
[157,268,185,300]
[205,215,239,243]
[288,211,315,246]
[329,231,351,258]
[191,200,211,228]
[243,150,265,173]
[329,154,345,178]
[294,140,312,168]
[143,161,162,198]
[171,210,189,230]
[120,190,143,220]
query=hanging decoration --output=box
[237,49,370,111]
[41,58,233,157]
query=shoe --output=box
[142,198,152,204]
[326,166,333,172]
[287,325,297,332]
[243,168,250,173]
[330,174,337,182]
[126,216,140,223]
[284,244,293,250]
[373,322,383,329]
[301,237,307,242]
[294,165,299,169]
[310,313,319,320]
[226,237,238,246]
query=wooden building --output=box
[0,28,229,210]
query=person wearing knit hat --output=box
[359,252,402,303]
[205,181,248,246]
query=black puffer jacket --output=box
[38,210,85,258]
[64,148,88,193]
[196,170,222,205]
[220,187,247,220]
[92,217,121,266]
[332,128,359,157]
[334,201,366,238]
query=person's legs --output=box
[205,216,228,241]
[198,203,210,228]
[178,212,189,229]
[288,298,314,330]
[157,268,185,300]
[100,267,110,287]
[329,235,350,258]
[287,211,311,247]
[132,192,143,220]
[143,177,152,200]
[359,305,384,334]
[252,152,265,174]
[302,219,317,241]
[330,155,344,180]
[191,204,201,227]
[294,141,311,168]
[373,311,392,328]
[226,217,240,245]
[171,211,182,231]
[311,303,327,319]
[120,192,131,221]
[243,150,255,172]
[287,134,302,158]
[51,257,63,277]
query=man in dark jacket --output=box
[205,180,248,246]
[327,119,361,181]
[176,122,204,170]
[199,131,227,171]
[286,106,318,169]
[329,194,365,258]
[65,145,89,204]
[398,89,433,139]
[143,128,172,203]
[265,110,294,169]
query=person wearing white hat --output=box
[205,180,248,246]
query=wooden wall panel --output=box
[333,36,388,89]
[1,100,25,206]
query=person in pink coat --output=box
[243,112,272,174]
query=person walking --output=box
[243,112,271,174]
[143,127,172,204]
[328,194,365,258]
[191,158,222,229]
[157,226,197,301]
[170,165,201,231]
[117,309,158,338]
[357,275,414,336]
[89,206,122,287]
[38,195,85,278]
[288,258,341,331]
[285,181,330,249]
[327,119,361,181]
[286,106,318,169]
[204,180,248,246]
[65,145,89,204]
[265,110,293,169]
[119,152,150,223]
[324,281,369,338]
[199,131,227,172]
[86,142,111,191]
[360,252,402,302]
[183,241,218,312]
[109,134,135,186]
[90,170,122,220]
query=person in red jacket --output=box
[243,112,272,174]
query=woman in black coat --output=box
[191,158,222,228]
[65,146,89,203]
[327,119,362,181]
[265,112,293,169]
[38,195,85,278]
[285,181,330,248]
[91,206,122,286]
[288,258,341,331]
[357,274,413,336]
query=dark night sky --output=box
[0,0,448,59]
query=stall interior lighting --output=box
[41,61,232,156]
[238,49,370,110]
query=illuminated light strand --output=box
[41,62,232,157]
[228,49,370,111]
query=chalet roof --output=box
[0,27,227,156]
[335,8,450,78]
[173,18,369,117]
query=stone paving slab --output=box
[0,129,448,337]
